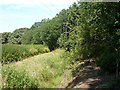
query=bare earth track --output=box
[58,60,120,89]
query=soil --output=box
[58,59,120,89]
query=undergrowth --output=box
[2,49,70,88]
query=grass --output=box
[2,49,70,88]
[2,44,50,64]
[0,44,2,89]
[0,63,2,89]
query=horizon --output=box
[0,0,77,33]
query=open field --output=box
[2,49,69,88]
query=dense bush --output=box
[58,2,120,73]
[2,66,38,88]
[2,44,50,64]
[96,49,120,73]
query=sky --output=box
[0,0,77,33]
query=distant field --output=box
[2,44,50,64]
[2,49,69,88]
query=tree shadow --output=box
[66,60,119,89]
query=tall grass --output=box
[2,49,70,88]
[2,44,50,64]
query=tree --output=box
[30,22,41,29]
[21,30,33,44]
[2,32,11,44]
[8,28,29,44]
[31,28,43,44]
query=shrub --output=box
[96,50,120,73]
[2,66,38,88]
[2,44,50,64]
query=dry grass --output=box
[2,49,69,88]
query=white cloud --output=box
[0,0,77,13]
[0,0,77,5]
[0,0,78,33]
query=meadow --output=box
[1,44,70,88]
[2,49,69,88]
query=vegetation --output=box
[1,1,120,88]
[1,2,120,73]
[2,44,50,64]
[2,49,69,88]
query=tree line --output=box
[1,2,120,74]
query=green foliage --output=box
[96,49,119,73]
[2,49,69,88]
[8,28,29,44]
[2,32,11,44]
[21,30,33,44]
[2,66,38,88]
[40,19,61,51]
[30,22,41,29]
[31,28,43,44]
[2,44,50,64]
[58,2,120,73]
[1,2,120,74]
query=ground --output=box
[2,50,120,88]
[58,59,120,89]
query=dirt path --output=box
[58,60,120,89]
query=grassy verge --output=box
[2,44,50,64]
[2,49,70,88]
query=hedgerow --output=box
[2,44,50,64]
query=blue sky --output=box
[0,0,77,33]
